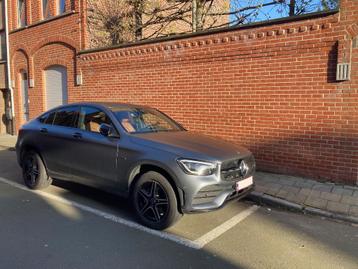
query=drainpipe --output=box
[4,0,15,135]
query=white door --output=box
[45,66,68,110]
[20,71,29,122]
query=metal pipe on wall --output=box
[4,0,15,135]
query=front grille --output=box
[221,155,255,181]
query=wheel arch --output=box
[19,144,48,171]
[128,162,184,213]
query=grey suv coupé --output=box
[16,102,255,230]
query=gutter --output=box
[4,0,15,135]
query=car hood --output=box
[130,131,251,162]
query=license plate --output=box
[236,176,253,191]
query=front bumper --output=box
[174,153,256,213]
[181,177,255,213]
[185,184,254,213]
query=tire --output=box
[22,151,52,190]
[132,171,182,230]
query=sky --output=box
[229,0,339,25]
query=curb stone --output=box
[248,191,358,225]
[0,146,15,151]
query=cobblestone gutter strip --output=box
[248,191,358,225]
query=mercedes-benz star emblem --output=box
[239,160,249,177]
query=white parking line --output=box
[0,177,201,249]
[194,205,260,248]
[0,176,259,250]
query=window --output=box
[0,0,4,30]
[58,0,66,15]
[17,0,26,27]
[42,0,51,18]
[39,111,56,125]
[38,113,49,124]
[79,106,115,134]
[53,106,79,128]
[113,108,182,134]
[0,32,6,60]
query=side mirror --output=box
[99,123,114,137]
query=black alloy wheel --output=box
[22,151,52,190]
[132,171,182,230]
[23,154,39,186]
[137,180,169,223]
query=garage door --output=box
[45,66,68,110]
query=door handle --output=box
[40,128,48,134]
[73,132,82,139]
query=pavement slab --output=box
[326,201,350,215]
[253,172,358,223]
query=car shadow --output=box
[52,178,135,219]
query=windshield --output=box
[113,108,184,134]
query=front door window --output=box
[78,106,116,135]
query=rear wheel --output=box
[22,151,52,190]
[132,171,182,230]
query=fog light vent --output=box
[336,63,351,81]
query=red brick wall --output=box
[77,14,358,185]
[8,0,358,185]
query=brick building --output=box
[4,0,358,185]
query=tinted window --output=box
[53,106,79,128]
[39,111,56,125]
[45,111,56,125]
[38,113,48,124]
[79,106,114,134]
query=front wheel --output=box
[22,151,52,190]
[132,171,182,230]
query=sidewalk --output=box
[250,172,358,224]
[0,135,17,149]
[1,134,357,224]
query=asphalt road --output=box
[0,148,357,269]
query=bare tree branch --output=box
[87,0,339,48]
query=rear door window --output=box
[53,106,80,128]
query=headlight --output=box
[177,159,218,176]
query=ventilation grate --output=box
[336,63,351,81]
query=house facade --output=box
[4,0,358,185]
[7,0,83,132]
